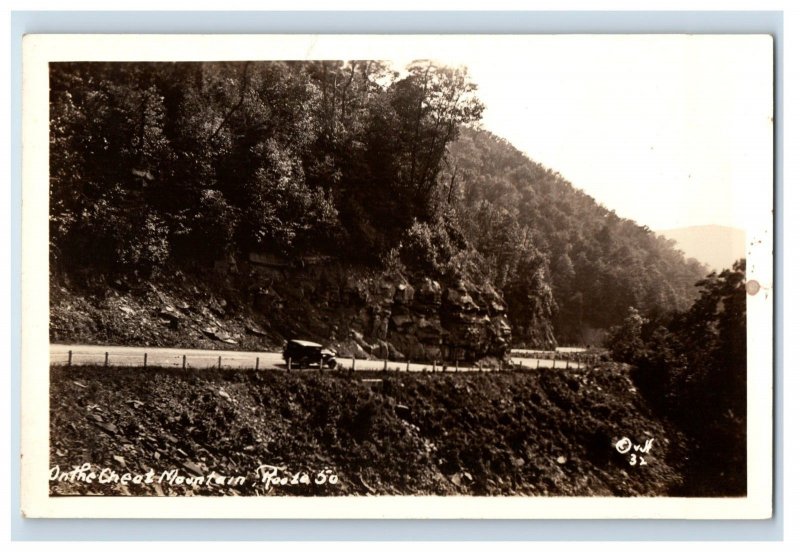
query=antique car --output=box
[283,339,337,369]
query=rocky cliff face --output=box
[256,261,512,364]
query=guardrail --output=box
[50,350,268,370]
[50,349,496,372]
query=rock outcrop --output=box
[251,262,513,363]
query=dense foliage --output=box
[605,260,747,495]
[50,61,706,347]
[50,61,482,268]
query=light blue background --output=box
[9,10,783,541]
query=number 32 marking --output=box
[629,454,647,466]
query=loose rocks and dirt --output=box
[50,364,688,497]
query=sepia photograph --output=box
[20,34,774,518]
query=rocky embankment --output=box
[50,258,515,364]
[50,365,687,497]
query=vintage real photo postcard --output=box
[20,34,774,519]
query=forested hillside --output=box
[50,60,707,351]
[50,60,482,269]
[446,129,708,344]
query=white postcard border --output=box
[20,34,774,519]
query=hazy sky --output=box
[409,35,773,231]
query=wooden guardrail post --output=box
[68,350,72,367]
[182,355,186,369]
[351,355,355,372]
[143,352,147,367]
[255,356,260,370]
[218,355,222,369]
[104,352,109,367]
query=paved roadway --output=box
[50,344,585,371]
[50,344,536,372]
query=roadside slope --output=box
[50,365,687,497]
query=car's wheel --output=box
[327,358,337,370]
